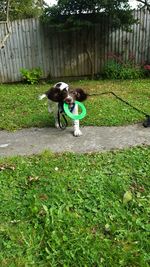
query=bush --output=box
[20,67,42,84]
[102,52,145,80]
[103,59,144,79]
[103,60,122,79]
[144,65,150,77]
[119,64,144,79]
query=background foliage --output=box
[103,53,145,79]
[0,0,44,21]
[42,0,136,30]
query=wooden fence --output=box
[0,9,150,83]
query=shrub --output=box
[103,60,122,79]
[103,53,145,79]
[20,67,42,84]
[144,65,150,77]
[119,64,145,79]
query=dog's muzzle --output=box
[64,96,74,104]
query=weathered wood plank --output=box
[0,9,150,83]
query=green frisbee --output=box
[63,101,86,120]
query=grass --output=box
[0,79,150,266]
[0,79,150,131]
[0,147,150,266]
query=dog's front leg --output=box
[72,104,82,137]
[48,101,59,128]
[53,104,60,129]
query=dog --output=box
[39,82,87,136]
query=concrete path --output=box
[0,124,150,157]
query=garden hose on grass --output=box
[87,91,150,128]
[57,91,150,130]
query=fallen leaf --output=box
[28,176,39,182]
[105,223,110,232]
[0,143,9,148]
[0,164,15,171]
[39,194,48,200]
[123,190,132,204]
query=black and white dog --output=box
[39,82,87,136]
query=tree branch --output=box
[84,29,94,79]
[0,0,11,49]
[136,0,150,11]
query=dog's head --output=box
[45,82,87,104]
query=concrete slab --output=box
[0,124,150,157]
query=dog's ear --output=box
[74,88,88,102]
[45,87,61,102]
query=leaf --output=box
[42,204,49,215]
[105,224,110,232]
[0,163,15,171]
[123,190,132,204]
[63,235,68,241]
[28,176,39,182]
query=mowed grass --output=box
[0,79,150,130]
[0,79,150,266]
[0,147,150,267]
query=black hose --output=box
[88,91,150,127]
[88,91,149,117]
[57,110,68,130]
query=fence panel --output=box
[0,9,150,83]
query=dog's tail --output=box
[39,94,47,100]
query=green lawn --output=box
[0,79,150,266]
[0,79,150,130]
[0,147,150,266]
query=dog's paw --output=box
[73,129,82,137]
[39,94,46,100]
[48,106,52,113]
[55,122,60,129]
